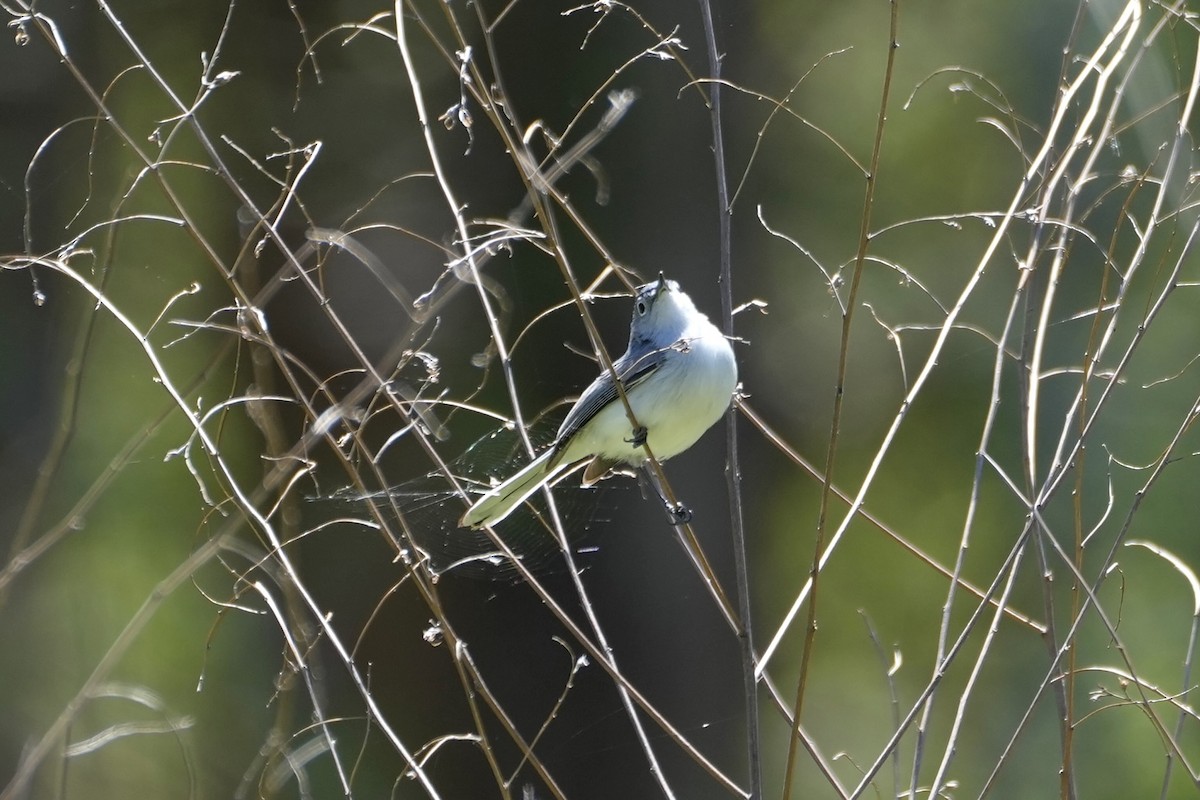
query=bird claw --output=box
[668,502,693,525]
[626,425,648,447]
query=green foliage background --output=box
[2,1,1198,798]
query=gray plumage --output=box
[460,275,737,529]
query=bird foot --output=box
[626,425,648,447]
[668,502,693,525]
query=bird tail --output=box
[460,449,564,529]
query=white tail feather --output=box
[460,449,564,529]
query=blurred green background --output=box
[2,0,1199,798]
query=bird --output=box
[460,274,737,529]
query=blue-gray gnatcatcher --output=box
[460,275,738,529]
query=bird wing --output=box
[552,346,667,455]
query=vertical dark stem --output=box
[696,1,761,798]
[783,2,899,796]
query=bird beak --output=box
[656,272,670,294]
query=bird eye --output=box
[637,300,647,315]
